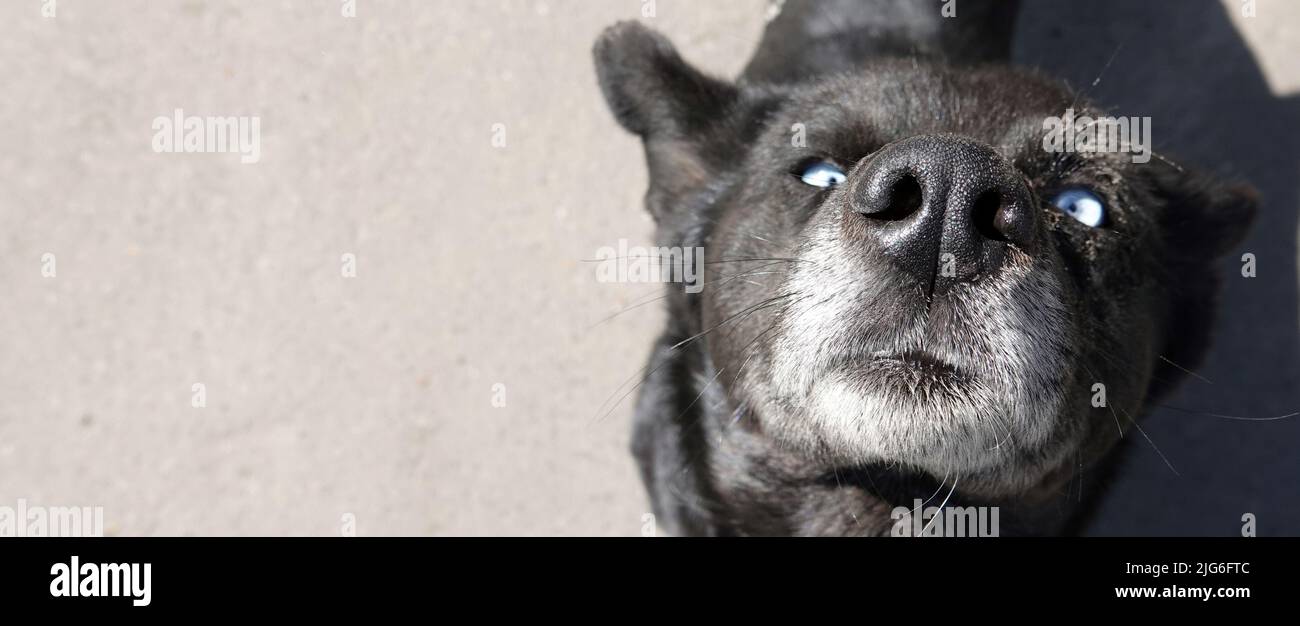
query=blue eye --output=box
[1051,187,1106,227]
[799,161,847,188]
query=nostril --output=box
[971,190,1010,242]
[870,174,924,221]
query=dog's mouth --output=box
[870,349,959,374]
[866,348,970,387]
[818,347,972,393]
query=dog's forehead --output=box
[779,63,1082,152]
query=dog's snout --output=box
[848,134,1037,294]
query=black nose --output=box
[848,134,1037,295]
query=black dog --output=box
[595,0,1255,535]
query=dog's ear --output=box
[594,21,738,139]
[1144,162,1258,400]
[594,22,744,221]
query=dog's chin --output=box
[785,356,1008,470]
[754,338,1077,493]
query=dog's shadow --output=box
[1016,0,1300,535]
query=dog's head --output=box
[595,22,1255,498]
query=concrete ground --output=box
[0,1,1295,536]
